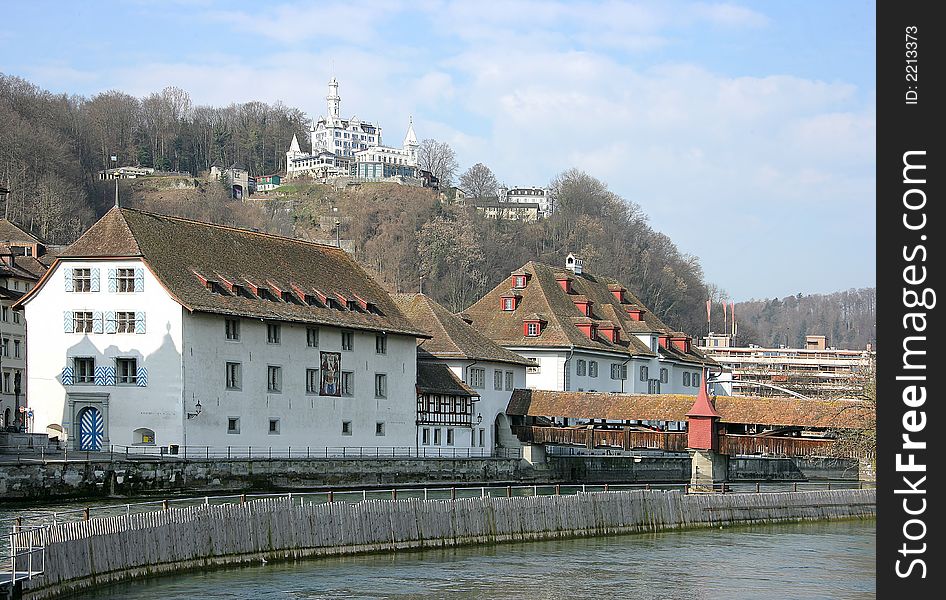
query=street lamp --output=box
[186,395,203,419]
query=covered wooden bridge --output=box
[506,389,872,459]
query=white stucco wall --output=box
[438,359,526,452]
[23,260,185,449]
[181,313,418,449]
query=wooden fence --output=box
[15,488,875,599]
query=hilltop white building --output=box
[15,208,427,452]
[287,78,419,182]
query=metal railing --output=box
[3,525,46,586]
[1,445,524,463]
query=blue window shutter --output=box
[63,311,74,333]
[105,366,116,386]
[90,268,100,292]
[92,311,103,334]
[107,269,117,293]
[135,311,146,334]
[64,268,74,292]
[94,366,107,386]
[134,268,144,292]
[136,367,148,387]
[62,366,74,386]
[104,311,116,334]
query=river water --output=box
[69,519,874,600]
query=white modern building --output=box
[393,293,530,454]
[462,255,725,411]
[287,78,419,182]
[14,207,427,452]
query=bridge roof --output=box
[506,390,871,429]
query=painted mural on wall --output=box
[320,351,341,396]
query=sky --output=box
[0,0,875,302]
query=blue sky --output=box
[0,0,875,302]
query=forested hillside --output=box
[1,74,307,242]
[0,73,873,340]
[724,289,876,350]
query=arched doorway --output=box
[78,406,104,450]
[3,407,10,428]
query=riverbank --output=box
[0,454,859,502]
[13,488,875,599]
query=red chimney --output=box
[686,369,721,451]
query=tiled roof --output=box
[416,362,477,396]
[506,389,871,429]
[392,293,533,366]
[0,219,44,245]
[462,261,709,364]
[22,208,426,337]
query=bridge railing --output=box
[516,426,846,458]
[515,426,687,452]
[718,434,846,458]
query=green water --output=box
[71,519,875,599]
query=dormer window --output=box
[608,284,626,303]
[523,316,546,337]
[512,274,528,289]
[572,298,593,317]
[626,306,645,321]
[500,292,521,311]
[556,275,573,293]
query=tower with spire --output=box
[326,77,341,119]
[403,116,418,163]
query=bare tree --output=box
[417,139,459,187]
[459,162,498,199]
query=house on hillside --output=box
[392,293,531,453]
[462,254,724,408]
[14,207,427,452]
[256,174,282,192]
[210,162,256,199]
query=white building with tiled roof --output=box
[393,293,531,454]
[463,255,723,404]
[14,207,427,452]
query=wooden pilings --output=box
[17,489,875,599]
